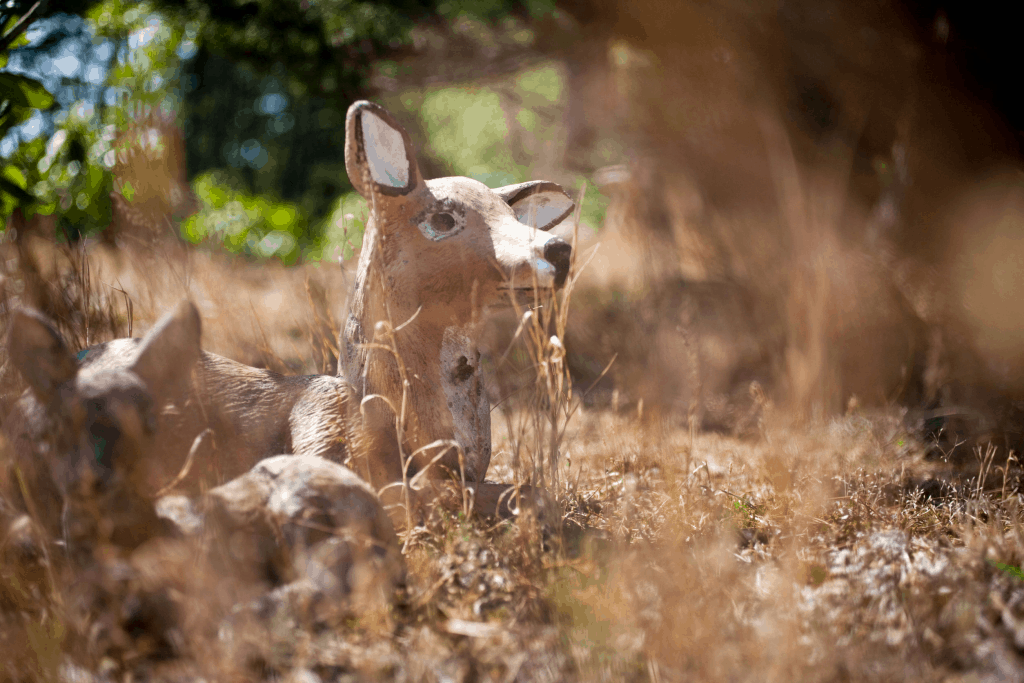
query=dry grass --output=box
[2,231,1024,682]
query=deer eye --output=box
[89,418,121,473]
[417,210,463,241]
[431,213,455,233]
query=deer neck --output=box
[341,222,491,481]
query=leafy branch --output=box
[1,0,55,216]
[0,0,48,53]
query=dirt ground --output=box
[2,235,1024,683]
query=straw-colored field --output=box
[2,233,1022,683]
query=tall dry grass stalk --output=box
[498,183,596,510]
[0,229,135,424]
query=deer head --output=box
[6,301,202,549]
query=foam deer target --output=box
[340,100,574,489]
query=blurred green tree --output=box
[163,0,556,256]
[1,0,557,262]
[1,1,58,217]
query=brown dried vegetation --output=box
[1,226,1023,681]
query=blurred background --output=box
[3,0,1024,458]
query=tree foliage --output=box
[1,1,58,215]
[1,0,556,260]
[2,2,189,239]
[167,0,554,232]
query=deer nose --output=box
[543,238,572,288]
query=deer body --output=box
[69,337,358,485]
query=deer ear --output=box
[496,181,575,231]
[130,301,202,402]
[8,309,78,403]
[345,101,422,199]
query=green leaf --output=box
[3,164,26,186]
[0,96,35,138]
[0,169,34,203]
[988,560,1024,581]
[0,73,54,110]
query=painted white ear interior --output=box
[362,110,409,189]
[512,191,575,230]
